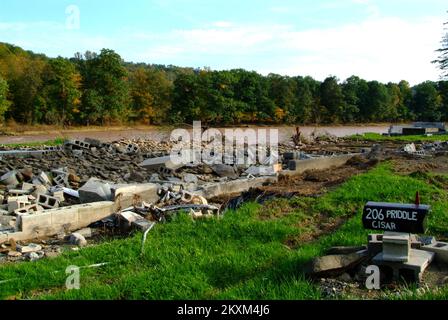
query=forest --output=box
[0,41,447,126]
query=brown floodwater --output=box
[0,125,389,145]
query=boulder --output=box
[306,250,368,277]
[69,233,87,247]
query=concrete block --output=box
[0,171,19,186]
[126,144,140,154]
[53,174,68,186]
[373,249,434,282]
[32,185,48,198]
[382,232,411,262]
[368,234,383,256]
[421,242,448,264]
[7,196,30,213]
[20,211,52,235]
[17,243,42,253]
[37,194,60,209]
[8,189,30,196]
[73,140,91,150]
[14,204,41,216]
[38,172,51,185]
[118,211,144,231]
[52,190,65,202]
[78,178,113,203]
[140,156,184,171]
[132,219,154,232]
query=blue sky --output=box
[0,0,447,84]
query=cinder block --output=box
[126,144,140,154]
[53,174,68,186]
[368,234,383,256]
[20,211,52,234]
[422,242,448,264]
[8,196,30,213]
[14,204,41,216]
[52,190,65,202]
[37,194,60,209]
[382,232,411,262]
[38,172,51,185]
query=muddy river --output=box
[0,125,389,145]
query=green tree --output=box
[320,76,345,123]
[9,59,46,124]
[412,81,443,121]
[42,57,81,125]
[0,76,11,122]
[76,49,130,125]
[365,81,391,122]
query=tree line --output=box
[0,42,447,126]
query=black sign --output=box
[362,202,430,234]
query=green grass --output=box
[0,138,65,148]
[0,163,448,300]
[347,132,448,142]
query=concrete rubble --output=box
[1,134,420,265]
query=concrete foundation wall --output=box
[112,184,159,210]
[196,176,278,199]
[282,154,359,176]
[0,201,115,244]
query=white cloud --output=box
[127,15,444,84]
[0,14,445,84]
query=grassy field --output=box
[0,163,448,300]
[0,138,65,148]
[347,132,448,142]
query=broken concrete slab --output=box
[196,176,278,199]
[211,164,239,179]
[0,201,115,244]
[16,243,42,254]
[118,211,144,231]
[245,165,280,177]
[111,183,159,210]
[140,156,184,171]
[0,171,19,186]
[307,250,369,277]
[78,178,113,203]
[284,154,361,176]
[421,242,448,264]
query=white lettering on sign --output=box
[365,208,418,222]
[372,220,396,231]
[386,210,418,221]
